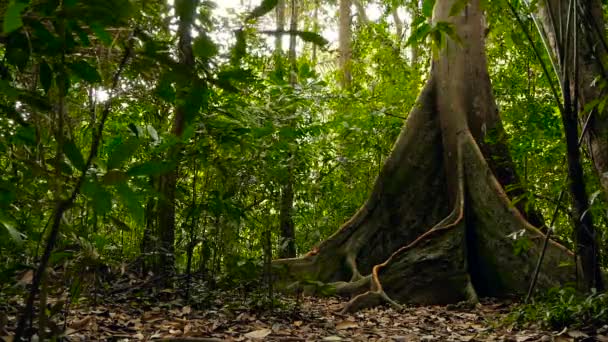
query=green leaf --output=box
[128,123,143,137]
[3,1,29,34]
[71,21,91,46]
[295,31,328,47]
[449,0,469,16]
[107,138,139,169]
[246,0,279,20]
[68,60,102,84]
[40,61,53,93]
[193,34,218,60]
[231,29,247,65]
[126,160,175,177]
[422,0,436,18]
[0,213,23,245]
[405,23,431,47]
[102,170,128,185]
[436,22,461,45]
[0,80,19,99]
[90,22,113,46]
[64,139,86,170]
[115,184,144,226]
[155,72,176,103]
[146,125,159,141]
[92,188,112,215]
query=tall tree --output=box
[274,0,577,312]
[339,0,353,88]
[152,0,199,279]
[278,0,297,258]
[536,0,605,291]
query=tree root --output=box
[272,74,578,311]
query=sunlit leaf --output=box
[422,0,436,18]
[0,213,24,245]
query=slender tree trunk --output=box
[538,1,608,200]
[153,0,198,280]
[537,0,604,291]
[393,7,404,41]
[275,0,285,53]
[353,0,368,23]
[312,0,319,63]
[339,0,352,88]
[278,0,297,259]
[409,1,421,65]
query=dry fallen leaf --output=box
[566,330,589,338]
[336,320,358,330]
[244,328,272,339]
[515,334,539,342]
[69,316,93,330]
[322,336,343,341]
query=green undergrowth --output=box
[507,286,608,330]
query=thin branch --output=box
[13,32,135,341]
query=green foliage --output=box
[509,287,608,329]
[2,1,28,34]
[0,0,606,314]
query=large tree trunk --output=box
[273,0,579,312]
[536,0,604,291]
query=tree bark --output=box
[153,0,198,280]
[339,0,352,88]
[273,0,580,312]
[537,0,608,201]
[278,0,297,259]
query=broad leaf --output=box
[422,0,436,18]
[126,160,174,177]
[3,1,29,34]
[246,0,279,20]
[405,23,431,47]
[295,31,328,47]
[107,138,140,169]
[68,61,102,84]
[90,22,113,46]
[0,213,23,245]
[64,139,86,171]
[193,34,218,60]
[116,183,144,226]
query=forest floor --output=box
[2,273,607,342]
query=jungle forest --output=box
[1,0,608,340]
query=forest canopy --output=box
[1,0,608,340]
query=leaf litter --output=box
[1,274,607,341]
